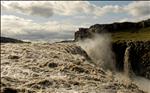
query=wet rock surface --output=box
[74,18,150,80]
[1,43,146,93]
[113,41,150,79]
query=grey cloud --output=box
[30,6,53,18]
[125,1,150,17]
[12,30,74,42]
[1,1,125,17]
[1,15,77,42]
[2,1,54,18]
[2,1,150,18]
[10,2,26,11]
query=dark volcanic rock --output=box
[112,41,150,79]
[2,88,18,93]
[74,19,150,41]
[74,19,150,79]
[1,37,24,43]
[75,28,93,41]
[112,41,127,72]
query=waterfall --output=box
[124,46,133,77]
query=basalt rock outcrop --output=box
[74,19,150,79]
[1,37,24,43]
[74,19,150,41]
[113,41,150,79]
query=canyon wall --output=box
[74,19,150,79]
[74,19,150,41]
[113,41,150,79]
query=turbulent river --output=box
[1,42,149,93]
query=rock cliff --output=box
[74,19,150,80]
[1,37,24,43]
[113,41,150,79]
[74,19,150,41]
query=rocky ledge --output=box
[1,37,24,43]
[74,19,150,41]
[74,19,150,80]
[113,40,150,79]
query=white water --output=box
[123,46,134,77]
[77,34,150,93]
[123,47,150,93]
[132,76,150,93]
[77,34,115,71]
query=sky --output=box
[1,1,150,42]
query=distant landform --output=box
[75,19,150,41]
[1,37,24,43]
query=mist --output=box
[133,76,150,93]
[77,33,150,93]
[77,33,115,71]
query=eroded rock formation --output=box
[113,41,150,79]
[74,19,150,80]
[74,19,150,41]
[1,37,24,43]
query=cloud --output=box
[1,1,150,42]
[117,14,150,22]
[14,30,74,42]
[1,1,123,17]
[95,5,123,16]
[1,1,54,17]
[2,1,150,18]
[1,15,33,36]
[1,15,80,41]
[125,1,150,17]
